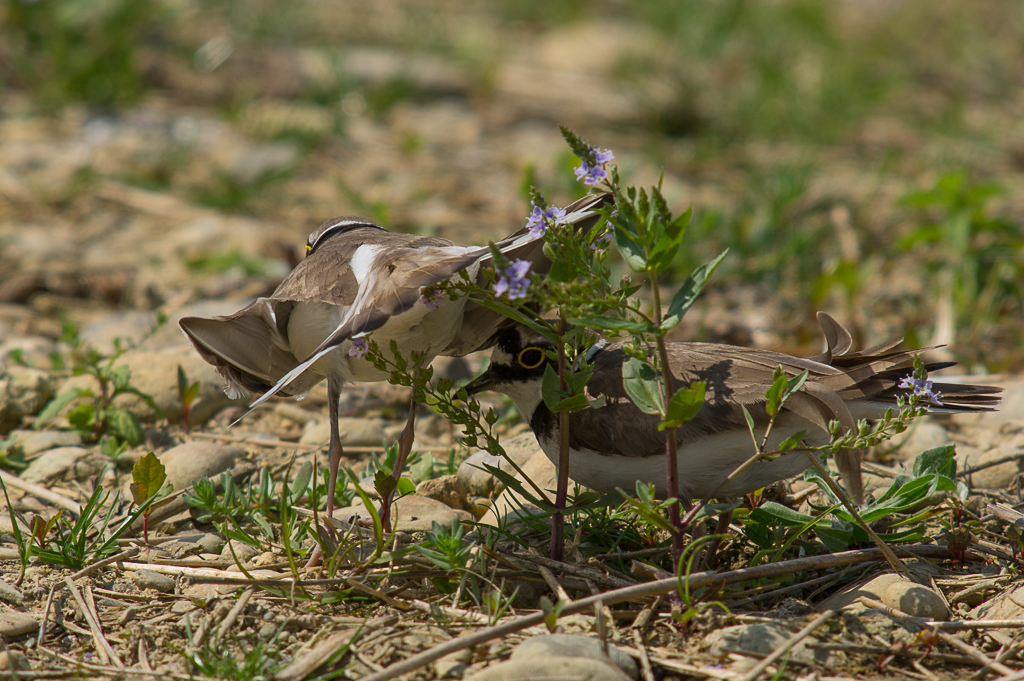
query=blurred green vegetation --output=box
[1,0,1021,367]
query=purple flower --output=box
[494,259,531,300]
[525,205,567,239]
[590,225,613,250]
[348,337,369,359]
[898,376,943,406]
[574,162,608,186]
[574,145,615,186]
[421,292,444,311]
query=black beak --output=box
[458,368,496,399]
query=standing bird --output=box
[179,193,611,530]
[463,313,1001,504]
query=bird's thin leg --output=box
[379,397,417,532]
[306,375,344,569]
[325,374,345,518]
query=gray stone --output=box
[705,620,836,666]
[481,445,562,529]
[222,539,261,564]
[160,540,204,559]
[884,420,952,462]
[0,610,38,638]
[0,337,56,372]
[174,532,225,554]
[159,441,244,491]
[300,417,398,447]
[1,366,54,416]
[416,475,468,510]
[0,650,30,670]
[54,345,245,427]
[511,635,638,680]
[962,438,1024,489]
[458,432,543,497]
[133,569,176,593]
[883,581,948,620]
[465,656,624,681]
[340,494,463,533]
[0,580,24,605]
[20,446,95,483]
[818,564,940,612]
[17,430,82,456]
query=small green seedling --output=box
[130,452,172,544]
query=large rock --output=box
[339,494,465,533]
[21,446,99,483]
[511,635,638,680]
[11,429,83,456]
[416,475,468,510]
[480,444,565,529]
[52,345,245,427]
[458,432,544,497]
[300,417,401,447]
[465,656,625,681]
[880,420,952,462]
[0,365,54,433]
[159,441,245,491]
[818,564,940,612]
[704,620,838,666]
[883,581,948,620]
[961,436,1024,489]
[972,584,1024,621]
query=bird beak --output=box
[459,369,495,398]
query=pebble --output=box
[885,421,952,461]
[480,446,559,528]
[299,417,398,447]
[705,621,833,666]
[883,581,948,621]
[15,429,82,456]
[962,438,1024,489]
[818,565,940,612]
[0,610,38,638]
[258,622,277,639]
[222,540,261,564]
[174,532,225,554]
[339,494,464,533]
[133,569,176,593]
[20,446,94,483]
[416,475,468,510]
[159,441,244,491]
[511,635,639,680]
[973,584,1024,621]
[159,540,204,559]
[458,432,541,497]
[464,656,625,681]
[0,580,24,605]
[0,650,30,670]
[1,365,54,416]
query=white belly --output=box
[535,412,834,500]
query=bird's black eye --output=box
[518,347,545,369]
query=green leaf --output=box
[177,365,188,397]
[622,357,662,415]
[613,221,648,272]
[130,452,167,505]
[568,316,658,335]
[648,205,692,270]
[660,382,705,430]
[67,403,96,431]
[33,388,88,428]
[396,477,416,496]
[779,430,807,453]
[183,382,200,406]
[108,409,143,446]
[548,259,577,283]
[373,470,398,500]
[765,370,788,417]
[541,364,566,411]
[912,445,956,478]
[551,393,591,414]
[816,518,855,552]
[661,249,728,332]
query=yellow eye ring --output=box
[518,347,545,369]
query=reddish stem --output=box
[551,315,570,562]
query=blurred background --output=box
[1,0,1022,371]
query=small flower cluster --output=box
[420,290,445,311]
[494,260,531,300]
[898,376,943,406]
[574,147,614,186]
[348,337,369,359]
[525,205,567,239]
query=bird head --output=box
[460,325,556,419]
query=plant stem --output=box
[551,314,570,562]
[647,276,683,564]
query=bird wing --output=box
[442,192,614,356]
